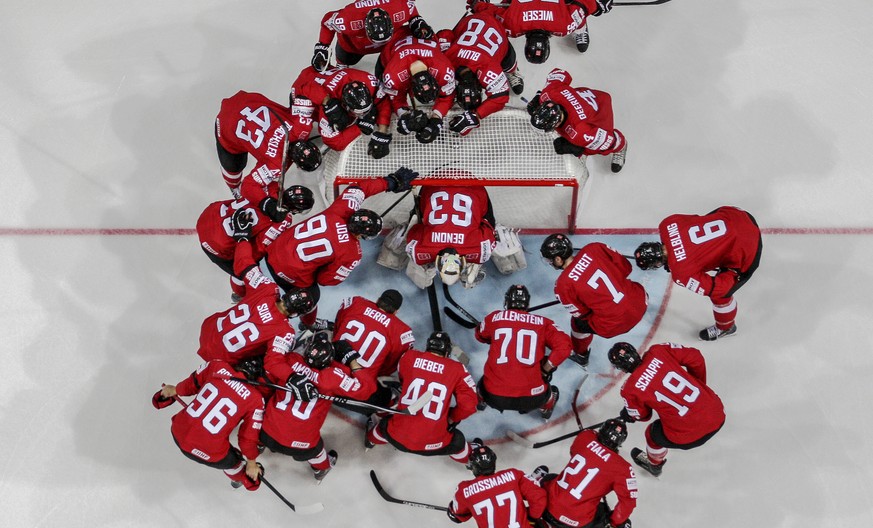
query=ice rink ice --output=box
[2,0,873,527]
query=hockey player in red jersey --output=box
[195,223,317,367]
[404,183,497,289]
[475,284,573,419]
[259,333,375,482]
[634,206,763,341]
[263,167,418,329]
[214,91,321,204]
[196,188,314,303]
[448,443,548,527]
[333,289,416,409]
[151,358,267,491]
[368,30,456,158]
[540,235,648,368]
[290,65,383,152]
[529,68,628,173]
[312,0,433,71]
[541,419,636,528]
[608,342,726,477]
[365,331,480,465]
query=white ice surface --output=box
[2,0,873,527]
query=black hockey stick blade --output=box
[441,283,481,325]
[369,470,449,512]
[508,419,609,449]
[571,374,590,428]
[614,0,673,5]
[427,283,443,332]
[444,307,478,329]
[260,475,324,514]
[528,299,560,312]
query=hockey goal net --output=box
[320,106,589,233]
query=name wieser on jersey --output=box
[522,10,554,22]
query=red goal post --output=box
[320,106,590,234]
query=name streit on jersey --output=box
[492,310,544,325]
[462,471,518,499]
[665,222,687,262]
[634,358,664,391]
[568,252,593,281]
[522,10,554,22]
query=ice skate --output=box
[631,448,665,477]
[313,450,338,483]
[574,24,590,53]
[698,324,737,341]
[611,142,628,173]
[539,386,560,420]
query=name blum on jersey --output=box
[567,252,593,281]
[431,231,465,245]
[461,471,518,499]
[413,357,445,374]
[634,357,664,391]
[492,310,544,325]
[457,49,482,62]
[523,10,554,22]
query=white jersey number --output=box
[493,328,538,366]
[688,220,727,245]
[556,454,601,499]
[401,378,448,420]
[216,304,260,353]
[337,319,388,368]
[654,371,700,416]
[456,18,504,57]
[235,106,271,149]
[293,215,334,262]
[472,490,521,528]
[587,269,625,304]
[186,383,239,434]
[428,191,473,228]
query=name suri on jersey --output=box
[461,471,518,499]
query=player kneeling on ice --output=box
[151,357,271,491]
[448,442,549,527]
[475,284,573,420]
[365,332,480,466]
[263,167,418,331]
[540,234,647,368]
[540,419,636,528]
[608,342,726,478]
[260,332,374,482]
[529,68,628,173]
[633,206,763,341]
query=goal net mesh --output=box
[320,106,589,232]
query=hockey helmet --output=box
[530,100,564,132]
[289,140,322,172]
[305,332,334,370]
[437,248,464,286]
[342,81,374,117]
[411,69,439,104]
[236,355,264,382]
[376,289,404,313]
[426,331,452,356]
[540,233,574,268]
[455,67,483,111]
[608,342,642,373]
[282,185,315,215]
[634,242,666,270]
[280,287,316,318]
[504,284,531,311]
[365,8,394,43]
[524,30,551,64]
[348,209,383,240]
[597,418,629,452]
[468,443,497,476]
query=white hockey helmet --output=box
[437,248,464,286]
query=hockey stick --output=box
[224,376,432,416]
[169,394,325,514]
[507,419,608,449]
[614,0,673,5]
[445,297,560,329]
[528,299,561,312]
[369,470,449,512]
[379,187,413,217]
[427,283,443,332]
[442,282,480,325]
[571,374,589,428]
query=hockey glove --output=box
[384,167,419,193]
[526,92,542,115]
[592,0,614,16]
[259,197,289,223]
[286,372,319,402]
[368,131,392,159]
[409,16,435,39]
[397,108,429,135]
[448,111,481,136]
[356,109,377,135]
[311,43,330,72]
[540,358,554,383]
[446,507,463,524]
[230,209,254,241]
[554,137,586,157]
[333,340,361,366]
[416,117,443,144]
[619,408,636,423]
[323,97,351,131]
[151,389,174,409]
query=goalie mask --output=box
[348,209,383,240]
[282,185,315,215]
[597,418,629,452]
[289,140,322,172]
[305,332,334,370]
[411,70,438,104]
[365,8,393,44]
[437,248,464,286]
[342,81,373,117]
[455,67,482,110]
[634,242,666,270]
[524,30,551,64]
[504,284,531,311]
[530,101,564,132]
[608,342,642,373]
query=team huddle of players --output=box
[151,1,766,527]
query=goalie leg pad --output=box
[460,262,485,289]
[405,259,436,289]
[377,224,410,270]
[491,225,527,274]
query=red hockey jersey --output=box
[477,0,589,38]
[554,242,647,338]
[196,198,286,263]
[450,468,548,527]
[318,0,421,56]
